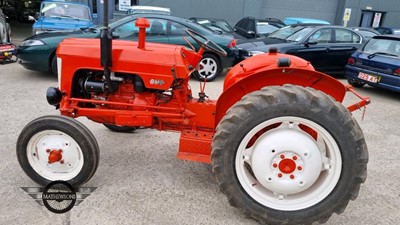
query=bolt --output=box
[46,149,50,153]
[293,156,298,160]
[298,166,303,170]
[290,175,295,179]
[59,149,63,153]
[60,160,64,164]
[280,154,285,159]
[278,173,282,178]
[273,163,278,168]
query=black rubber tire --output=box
[103,124,137,133]
[51,55,58,76]
[211,85,368,224]
[193,53,221,82]
[17,115,100,187]
[348,78,366,88]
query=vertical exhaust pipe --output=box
[100,0,115,92]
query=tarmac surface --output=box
[0,21,399,225]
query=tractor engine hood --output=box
[56,38,201,93]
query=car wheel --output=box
[193,53,221,82]
[348,79,365,88]
[51,55,58,76]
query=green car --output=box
[17,13,239,81]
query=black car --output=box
[238,24,364,75]
[374,27,400,35]
[234,17,285,39]
[350,27,380,40]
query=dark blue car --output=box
[32,1,94,35]
[345,35,400,92]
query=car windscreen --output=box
[363,38,400,57]
[194,19,233,33]
[41,2,91,21]
[256,22,279,35]
[268,26,307,40]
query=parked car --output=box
[374,27,400,35]
[30,1,94,35]
[126,6,171,15]
[234,17,285,39]
[238,24,363,75]
[17,13,238,81]
[345,35,400,92]
[0,8,11,43]
[15,0,40,22]
[283,17,330,25]
[350,27,380,40]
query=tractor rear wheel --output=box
[211,85,368,224]
[103,124,137,133]
[17,115,99,187]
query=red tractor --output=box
[17,16,370,224]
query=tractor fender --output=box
[215,56,346,127]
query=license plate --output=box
[358,72,380,83]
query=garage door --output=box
[261,0,339,24]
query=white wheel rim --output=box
[235,116,342,211]
[198,57,217,78]
[26,130,84,181]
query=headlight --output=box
[20,39,45,46]
[247,50,265,56]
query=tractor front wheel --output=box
[17,115,99,187]
[211,85,368,224]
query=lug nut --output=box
[273,163,278,168]
[290,175,295,179]
[280,154,285,159]
[278,173,283,178]
[298,166,302,170]
[293,156,297,160]
[60,160,65,164]
[46,149,50,153]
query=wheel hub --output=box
[278,158,296,174]
[48,149,63,164]
[251,128,322,195]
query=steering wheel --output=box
[186,29,227,56]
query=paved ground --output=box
[0,23,399,225]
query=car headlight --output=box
[247,50,265,57]
[20,39,45,46]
